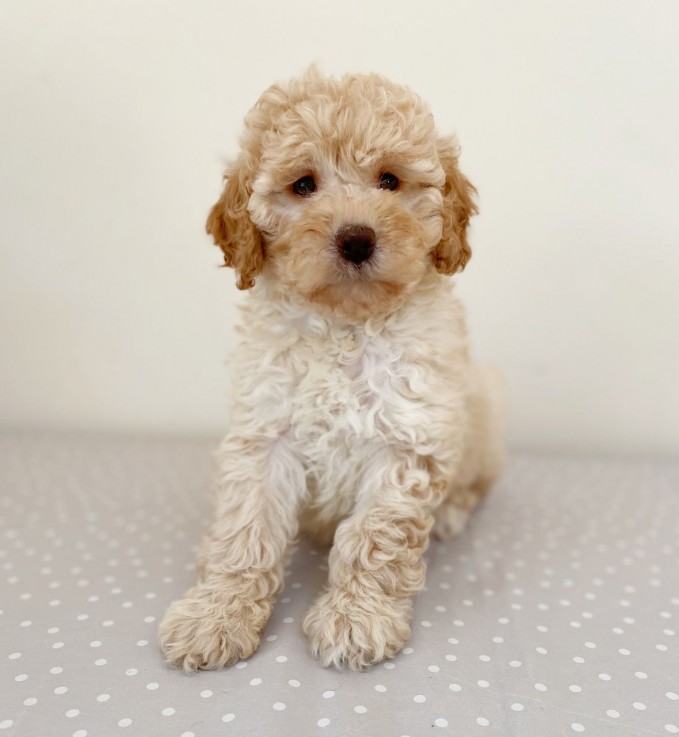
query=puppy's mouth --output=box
[307,278,406,321]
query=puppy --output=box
[159,69,505,672]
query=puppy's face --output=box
[207,72,476,321]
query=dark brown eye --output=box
[292,175,316,196]
[378,172,399,191]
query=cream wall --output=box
[1,0,678,455]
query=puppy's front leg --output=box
[159,435,304,671]
[303,451,444,670]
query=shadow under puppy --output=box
[159,69,505,672]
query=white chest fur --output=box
[227,275,470,520]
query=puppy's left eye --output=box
[292,175,317,197]
[378,172,400,191]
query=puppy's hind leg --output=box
[433,366,506,541]
[432,482,486,540]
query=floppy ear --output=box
[206,157,265,290]
[432,136,478,275]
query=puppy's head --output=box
[207,70,477,320]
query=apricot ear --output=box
[206,157,264,290]
[432,136,478,275]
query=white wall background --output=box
[1,0,678,456]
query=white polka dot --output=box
[414,695,426,703]
[250,678,262,686]
[606,710,620,718]
[477,718,490,727]
[125,668,137,676]
[445,654,457,662]
[23,698,37,706]
[0,722,12,730]
[479,654,491,662]
[435,719,449,727]
[598,673,611,681]
[584,642,596,649]
[161,708,175,716]
[14,674,28,682]
[103,620,114,627]
[73,731,87,737]
[374,684,387,692]
[146,682,159,690]
[275,656,287,663]
[323,690,335,699]
[569,685,582,693]
[447,637,459,645]
[317,719,330,728]
[449,684,461,692]
[66,709,79,718]
[136,640,148,647]
[118,719,132,727]
[52,642,64,649]
[571,724,585,733]
[573,656,585,664]
[273,702,286,711]
[54,686,68,695]
[354,705,367,714]
[511,703,524,712]
[287,679,300,687]
[221,713,235,723]
[633,702,646,711]
[478,680,490,688]
[282,617,294,624]
[420,620,432,627]
[94,659,107,666]
[635,671,647,679]
[383,662,395,669]
[665,725,678,734]
[8,652,21,660]
[667,692,679,700]
[509,660,522,667]
[20,621,31,627]
[199,689,213,698]
[535,683,547,692]
[618,648,630,655]
[428,665,440,672]
[96,693,110,702]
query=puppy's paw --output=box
[432,502,471,540]
[303,588,411,671]
[158,584,271,672]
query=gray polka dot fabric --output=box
[1,433,678,736]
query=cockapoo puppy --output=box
[159,69,505,672]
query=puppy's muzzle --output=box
[336,225,375,265]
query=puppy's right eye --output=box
[292,175,317,197]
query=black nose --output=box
[336,225,376,265]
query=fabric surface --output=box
[0,433,677,737]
